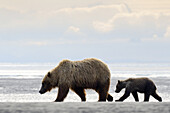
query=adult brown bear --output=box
[115,77,162,102]
[39,58,113,102]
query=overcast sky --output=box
[0,0,170,63]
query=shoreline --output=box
[0,102,169,113]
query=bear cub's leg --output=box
[132,91,139,102]
[144,93,150,102]
[116,90,130,101]
[151,91,162,102]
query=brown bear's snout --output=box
[39,87,46,94]
[39,90,43,94]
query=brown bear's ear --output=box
[47,72,51,78]
[118,80,121,83]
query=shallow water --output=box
[0,63,169,102]
[0,77,169,102]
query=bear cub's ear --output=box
[118,80,121,84]
[47,72,51,78]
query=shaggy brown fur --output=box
[115,77,162,102]
[39,58,113,102]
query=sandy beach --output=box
[0,102,169,113]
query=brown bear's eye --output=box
[42,82,45,86]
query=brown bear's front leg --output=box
[72,88,86,101]
[116,90,130,102]
[132,91,139,102]
[55,85,69,102]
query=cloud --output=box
[93,21,113,33]
[93,12,170,40]
[0,4,130,34]
[67,26,80,33]
[1,3,170,43]
[1,1,170,63]
[42,4,130,29]
[0,7,47,30]
[124,0,170,13]
[2,0,170,13]
[54,4,130,13]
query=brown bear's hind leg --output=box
[55,85,69,102]
[72,88,86,101]
[98,90,107,101]
[132,91,139,102]
[151,91,162,102]
[97,83,109,102]
[107,93,113,102]
[144,93,150,102]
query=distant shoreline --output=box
[0,102,169,113]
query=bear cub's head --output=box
[39,72,53,94]
[115,80,126,93]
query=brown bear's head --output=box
[39,72,53,94]
[115,80,126,93]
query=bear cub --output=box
[115,77,162,102]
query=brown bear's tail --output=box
[107,93,113,102]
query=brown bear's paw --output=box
[107,94,113,102]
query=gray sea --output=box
[0,63,169,102]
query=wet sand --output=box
[0,102,169,113]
